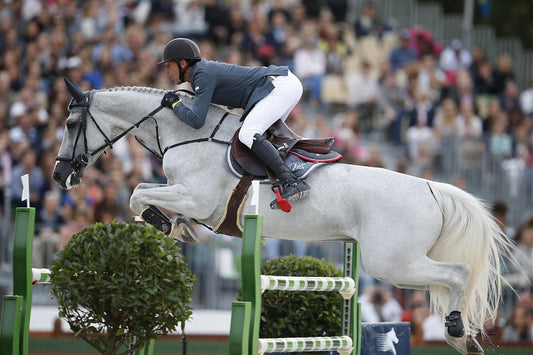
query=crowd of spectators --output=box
[0,0,532,346]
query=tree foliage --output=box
[418,0,533,49]
[50,221,196,355]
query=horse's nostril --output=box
[53,171,61,182]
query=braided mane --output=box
[96,86,168,94]
[93,86,230,112]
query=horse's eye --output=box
[66,119,77,129]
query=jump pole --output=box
[0,207,36,355]
[229,214,362,355]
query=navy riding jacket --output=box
[172,60,288,128]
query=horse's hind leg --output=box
[365,255,472,354]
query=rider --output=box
[158,37,310,209]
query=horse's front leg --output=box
[129,183,200,243]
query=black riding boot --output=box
[251,134,310,210]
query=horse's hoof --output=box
[170,217,199,244]
[466,335,484,354]
[445,311,465,337]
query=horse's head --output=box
[53,78,108,189]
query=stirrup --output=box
[269,181,311,212]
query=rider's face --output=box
[164,61,181,84]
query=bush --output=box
[50,221,196,355]
[259,255,343,338]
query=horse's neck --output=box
[94,88,239,154]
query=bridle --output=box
[55,89,232,176]
[55,91,165,176]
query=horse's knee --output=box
[129,190,145,214]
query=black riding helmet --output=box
[159,38,201,82]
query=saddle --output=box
[230,120,340,177]
[214,120,341,236]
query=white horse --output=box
[53,80,517,354]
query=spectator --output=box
[473,60,498,96]
[417,53,446,103]
[499,80,521,114]
[361,146,385,168]
[332,108,364,163]
[265,9,290,61]
[502,305,532,342]
[204,0,231,46]
[405,92,436,167]
[317,21,349,75]
[409,26,442,60]
[452,68,476,108]
[439,39,472,87]
[327,0,348,23]
[378,71,407,145]
[10,149,46,209]
[493,53,516,95]
[491,200,516,241]
[401,290,428,345]
[240,18,276,66]
[389,29,417,73]
[456,101,483,140]
[519,79,533,117]
[433,97,461,172]
[469,45,487,81]
[359,286,403,323]
[487,111,513,161]
[293,20,325,107]
[173,0,208,40]
[505,222,533,289]
[433,97,460,143]
[36,189,65,234]
[354,1,389,39]
[346,59,379,130]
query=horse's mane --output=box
[96,86,168,95]
[94,86,231,112]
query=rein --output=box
[56,90,233,174]
[56,91,165,175]
[162,111,231,155]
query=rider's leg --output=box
[239,71,310,208]
[251,133,310,205]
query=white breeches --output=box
[239,70,303,148]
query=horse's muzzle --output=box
[53,161,81,189]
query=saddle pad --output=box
[226,146,337,180]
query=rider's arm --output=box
[173,70,214,129]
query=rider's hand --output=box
[161,92,181,109]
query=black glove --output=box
[161,92,181,108]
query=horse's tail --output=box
[426,181,515,337]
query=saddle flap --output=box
[230,130,268,176]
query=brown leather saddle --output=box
[215,120,341,236]
[231,120,338,177]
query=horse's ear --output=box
[64,77,85,102]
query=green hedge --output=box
[51,221,196,355]
[259,255,344,339]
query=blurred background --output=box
[0,0,532,350]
